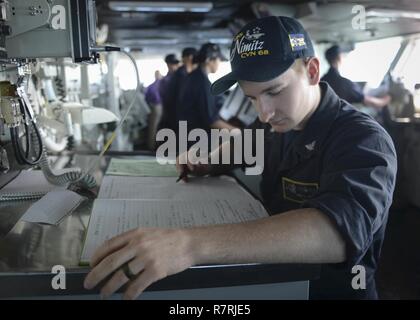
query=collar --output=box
[329,66,340,76]
[291,82,341,159]
[194,66,209,79]
[177,65,188,77]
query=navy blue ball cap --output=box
[211,16,315,95]
[165,53,180,65]
[195,42,227,63]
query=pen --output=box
[176,171,188,183]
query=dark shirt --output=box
[159,71,175,107]
[176,67,223,135]
[145,79,162,106]
[249,82,397,299]
[321,67,365,104]
[160,66,189,131]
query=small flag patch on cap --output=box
[289,34,307,51]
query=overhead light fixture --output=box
[109,1,213,13]
[367,8,420,20]
[366,17,396,24]
[208,38,232,45]
[124,38,180,45]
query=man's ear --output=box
[306,57,320,85]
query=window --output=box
[115,57,167,90]
[393,37,420,92]
[339,37,402,89]
[208,61,232,84]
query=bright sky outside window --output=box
[208,61,231,84]
[340,37,402,89]
[115,58,167,90]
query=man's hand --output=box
[176,148,212,182]
[364,94,392,109]
[83,228,194,300]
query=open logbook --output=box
[80,173,268,265]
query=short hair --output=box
[182,47,197,58]
[325,45,342,65]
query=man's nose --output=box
[259,102,275,123]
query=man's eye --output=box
[268,91,281,97]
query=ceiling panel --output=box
[95,1,420,56]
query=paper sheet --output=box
[98,175,252,201]
[21,190,85,225]
[0,170,63,198]
[80,198,268,264]
[106,158,178,177]
[81,171,268,264]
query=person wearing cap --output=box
[84,17,397,300]
[175,42,237,141]
[322,45,391,109]
[159,47,198,133]
[158,54,181,105]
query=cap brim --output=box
[211,72,238,95]
[211,57,295,95]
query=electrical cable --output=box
[10,127,24,165]
[23,96,43,163]
[35,133,97,189]
[10,96,43,166]
[73,50,141,185]
[6,49,137,189]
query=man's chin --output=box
[270,123,292,133]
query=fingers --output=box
[178,154,198,173]
[129,258,146,276]
[100,259,146,299]
[100,269,129,299]
[187,148,211,176]
[123,267,160,300]
[175,153,186,173]
[181,173,189,183]
[84,245,136,290]
[177,150,209,180]
[90,229,138,267]
[187,147,201,170]
[176,152,190,181]
[84,228,191,300]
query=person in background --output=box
[158,54,181,105]
[145,70,163,150]
[159,47,198,132]
[321,45,391,109]
[175,43,237,145]
[180,47,198,74]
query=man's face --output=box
[182,55,193,65]
[168,63,180,73]
[336,53,344,67]
[239,62,313,133]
